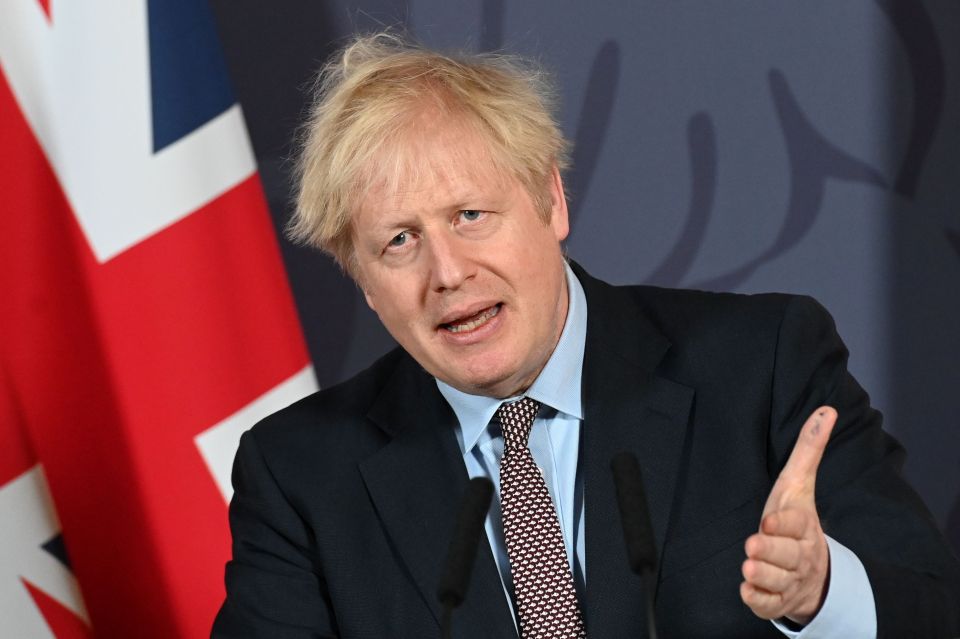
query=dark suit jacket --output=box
[213,264,960,638]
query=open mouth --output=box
[441,303,502,333]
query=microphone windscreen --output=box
[437,477,494,608]
[611,452,658,575]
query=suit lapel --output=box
[358,356,517,638]
[575,265,693,638]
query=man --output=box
[213,33,960,637]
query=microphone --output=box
[437,477,494,639]
[611,452,659,639]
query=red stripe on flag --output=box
[2,66,182,636]
[36,0,51,21]
[23,579,92,639]
[1,63,311,637]
[0,363,37,486]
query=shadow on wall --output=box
[880,1,960,555]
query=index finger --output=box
[779,406,837,486]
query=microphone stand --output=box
[441,604,454,639]
[641,568,658,639]
[437,477,494,639]
[611,452,660,639]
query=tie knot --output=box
[497,397,541,449]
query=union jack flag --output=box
[0,1,315,636]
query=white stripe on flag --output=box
[0,0,257,263]
[0,465,89,634]
[195,365,318,502]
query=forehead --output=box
[356,118,512,218]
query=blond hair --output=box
[289,31,570,272]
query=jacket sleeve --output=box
[211,429,338,638]
[767,295,960,639]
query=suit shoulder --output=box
[246,347,409,449]
[620,285,842,376]
[624,283,809,335]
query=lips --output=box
[440,303,502,333]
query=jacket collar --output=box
[361,355,519,637]
[572,262,692,635]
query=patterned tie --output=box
[498,398,586,638]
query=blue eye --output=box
[389,232,407,247]
[461,210,482,221]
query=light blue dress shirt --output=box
[437,262,876,637]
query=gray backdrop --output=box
[210,1,960,552]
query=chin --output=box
[441,365,515,397]
[468,369,532,399]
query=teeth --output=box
[446,305,500,333]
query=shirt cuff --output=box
[771,535,877,639]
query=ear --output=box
[547,164,569,242]
[363,288,377,312]
[347,249,378,312]
[352,266,378,312]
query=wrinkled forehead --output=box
[354,113,513,216]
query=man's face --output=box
[352,122,570,398]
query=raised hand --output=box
[740,406,837,625]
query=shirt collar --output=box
[437,261,588,454]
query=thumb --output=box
[765,406,837,512]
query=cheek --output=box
[375,289,430,338]
[362,270,420,316]
[379,297,415,326]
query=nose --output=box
[427,232,475,292]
